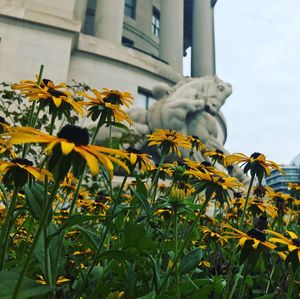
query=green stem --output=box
[156,218,172,263]
[73,174,129,298]
[48,111,57,135]
[0,187,19,270]
[22,65,44,158]
[148,153,166,204]
[174,208,180,299]
[157,196,211,295]
[228,264,245,299]
[239,175,255,230]
[91,118,103,145]
[287,266,298,299]
[12,180,60,299]
[265,260,276,294]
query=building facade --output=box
[0,0,226,141]
[265,154,300,194]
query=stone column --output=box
[74,0,88,31]
[191,0,216,77]
[94,0,125,44]
[159,0,184,73]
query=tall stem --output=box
[239,175,255,230]
[12,180,60,299]
[0,187,19,270]
[157,195,211,295]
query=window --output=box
[122,36,134,48]
[151,7,160,37]
[83,0,96,35]
[136,87,156,110]
[125,0,136,19]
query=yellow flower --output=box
[0,158,52,187]
[267,230,300,262]
[12,79,84,117]
[36,275,70,286]
[107,291,125,299]
[147,129,191,157]
[199,260,211,268]
[223,224,275,250]
[225,152,284,183]
[125,147,154,172]
[200,226,228,246]
[5,125,129,178]
[187,135,206,153]
[79,88,133,124]
[204,149,226,164]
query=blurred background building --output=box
[265,154,300,193]
[0,0,227,141]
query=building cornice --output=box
[76,34,183,84]
[0,6,81,33]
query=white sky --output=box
[184,0,300,165]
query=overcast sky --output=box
[185,1,300,165]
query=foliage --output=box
[0,69,299,299]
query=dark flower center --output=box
[216,149,224,154]
[104,91,122,105]
[292,238,300,247]
[255,215,268,230]
[0,116,7,124]
[234,192,242,198]
[12,158,33,166]
[57,125,89,146]
[48,89,66,97]
[201,161,212,167]
[247,228,266,242]
[42,79,53,87]
[126,147,142,154]
[250,152,262,159]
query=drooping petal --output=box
[74,147,99,175]
[60,141,75,155]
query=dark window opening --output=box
[122,36,134,47]
[137,87,156,110]
[125,0,136,19]
[152,6,160,37]
[83,0,96,35]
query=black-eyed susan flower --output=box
[125,147,154,172]
[187,135,206,156]
[0,158,52,187]
[107,291,125,299]
[36,274,70,286]
[223,224,274,250]
[185,168,244,203]
[5,125,129,180]
[147,129,191,157]
[225,152,284,183]
[204,149,226,165]
[78,88,133,124]
[267,230,300,265]
[200,226,228,246]
[12,79,84,118]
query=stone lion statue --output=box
[127,76,248,183]
[128,76,231,148]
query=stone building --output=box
[0,0,226,141]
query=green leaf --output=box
[111,121,129,132]
[25,183,52,223]
[47,215,98,240]
[131,188,151,219]
[179,248,203,274]
[97,249,137,261]
[137,291,156,299]
[0,270,52,299]
[254,294,275,299]
[123,223,146,249]
[77,226,101,252]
